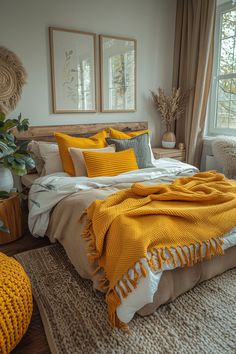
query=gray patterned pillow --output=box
[106,133,154,169]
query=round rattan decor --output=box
[0,46,27,114]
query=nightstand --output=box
[0,193,23,244]
[152,148,186,162]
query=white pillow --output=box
[38,142,63,176]
[148,139,155,164]
[69,146,115,176]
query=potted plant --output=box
[0,112,35,191]
[150,88,189,148]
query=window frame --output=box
[207,1,236,136]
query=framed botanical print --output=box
[99,35,137,112]
[49,27,97,113]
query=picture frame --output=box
[49,27,97,113]
[99,34,137,112]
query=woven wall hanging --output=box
[0,46,27,114]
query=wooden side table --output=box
[0,193,23,244]
[152,148,186,162]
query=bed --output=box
[17,122,236,328]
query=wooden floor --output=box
[0,231,51,354]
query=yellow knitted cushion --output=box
[55,130,108,176]
[109,127,150,139]
[83,148,139,177]
[0,253,33,353]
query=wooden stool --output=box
[0,193,23,244]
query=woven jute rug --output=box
[15,244,236,354]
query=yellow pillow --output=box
[82,148,139,177]
[55,130,108,176]
[109,127,150,139]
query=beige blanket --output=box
[47,186,124,290]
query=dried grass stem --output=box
[150,88,189,132]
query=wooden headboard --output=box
[15,121,148,141]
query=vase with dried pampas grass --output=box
[150,87,189,149]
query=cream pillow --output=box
[69,146,115,176]
[38,142,63,176]
[28,141,61,175]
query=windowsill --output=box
[204,132,236,141]
[203,136,215,146]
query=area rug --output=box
[15,244,236,354]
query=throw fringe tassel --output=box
[82,217,225,330]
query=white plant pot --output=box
[162,141,176,149]
[0,166,14,192]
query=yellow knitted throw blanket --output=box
[82,171,236,330]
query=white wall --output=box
[1,0,176,146]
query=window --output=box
[208,2,236,136]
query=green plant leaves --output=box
[0,140,15,158]
[4,132,15,144]
[3,153,35,176]
[0,113,29,133]
[15,114,29,132]
[3,119,18,132]
[0,112,33,176]
[3,158,26,176]
[17,154,35,170]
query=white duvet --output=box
[28,158,236,324]
[29,158,199,237]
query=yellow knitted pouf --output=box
[0,252,33,354]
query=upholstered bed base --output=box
[138,245,236,316]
